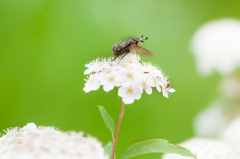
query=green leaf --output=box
[122,139,197,159]
[98,106,115,138]
[104,141,115,159]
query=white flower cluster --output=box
[190,18,240,76]
[193,99,240,138]
[221,117,240,158]
[83,53,175,104]
[168,117,240,159]
[0,123,108,159]
[162,138,234,159]
[219,75,240,99]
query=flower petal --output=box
[156,85,161,92]
[162,89,169,98]
[145,87,152,95]
[122,95,135,104]
[103,84,114,92]
[168,88,176,93]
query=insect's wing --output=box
[137,46,154,57]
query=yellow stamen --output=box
[105,69,111,74]
[108,76,115,83]
[142,81,148,89]
[126,73,133,79]
[90,77,95,83]
[0,140,6,145]
[1,150,7,154]
[17,140,23,145]
[152,77,157,84]
[126,86,134,94]
[121,64,127,68]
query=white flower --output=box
[83,74,101,93]
[118,82,143,104]
[0,123,108,159]
[120,68,141,83]
[193,99,240,138]
[162,138,234,159]
[140,74,155,94]
[83,53,175,104]
[161,81,176,98]
[84,58,112,75]
[141,62,163,77]
[219,75,240,99]
[190,18,240,76]
[221,117,240,144]
[0,123,57,157]
[221,117,240,158]
[100,71,121,92]
[162,87,175,98]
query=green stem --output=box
[111,101,125,159]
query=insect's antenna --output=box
[141,35,143,38]
[145,37,148,40]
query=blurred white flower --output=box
[0,123,57,157]
[190,19,240,76]
[162,138,234,159]
[83,53,175,104]
[0,123,108,159]
[193,99,240,138]
[219,74,240,99]
[221,117,240,159]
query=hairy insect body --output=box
[112,36,152,62]
[112,37,136,57]
[113,46,130,58]
[112,37,136,51]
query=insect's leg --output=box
[111,56,118,62]
[117,53,128,64]
[111,51,120,62]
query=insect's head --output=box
[131,35,148,44]
[139,35,148,43]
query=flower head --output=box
[0,123,108,159]
[83,53,175,104]
[190,19,240,76]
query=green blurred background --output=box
[1,0,239,158]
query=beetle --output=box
[111,35,154,62]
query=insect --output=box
[111,35,154,62]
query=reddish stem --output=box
[111,101,125,159]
